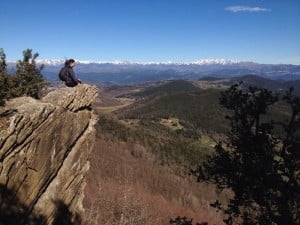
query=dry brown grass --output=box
[83,136,230,225]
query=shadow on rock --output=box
[0,185,82,225]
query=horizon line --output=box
[6,58,300,66]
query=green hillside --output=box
[227,75,283,90]
[118,88,229,133]
[101,78,297,166]
[130,79,202,98]
[116,79,294,138]
[92,79,299,225]
[224,75,300,94]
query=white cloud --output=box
[225,6,271,13]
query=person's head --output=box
[65,59,75,67]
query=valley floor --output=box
[83,82,232,225]
[83,135,229,225]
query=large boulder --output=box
[0,84,98,225]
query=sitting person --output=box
[59,59,82,87]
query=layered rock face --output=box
[0,84,98,225]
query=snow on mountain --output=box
[35,59,65,65]
[192,59,238,65]
[7,58,300,83]
[35,58,239,66]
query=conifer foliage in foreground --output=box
[194,83,300,225]
[0,48,47,106]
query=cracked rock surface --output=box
[0,84,98,224]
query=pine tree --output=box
[0,48,10,106]
[195,83,300,225]
[10,49,47,99]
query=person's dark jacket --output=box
[65,66,81,87]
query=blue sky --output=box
[1,0,300,64]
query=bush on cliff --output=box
[0,48,47,105]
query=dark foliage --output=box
[0,49,47,105]
[118,89,229,133]
[0,185,45,225]
[10,49,47,99]
[132,80,202,98]
[170,216,208,225]
[118,79,295,138]
[0,48,10,106]
[0,48,6,74]
[0,185,81,225]
[97,113,211,167]
[52,200,82,225]
[195,82,300,225]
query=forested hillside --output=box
[84,78,299,225]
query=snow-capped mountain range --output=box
[7,58,300,83]
[35,58,239,66]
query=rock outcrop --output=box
[0,84,98,225]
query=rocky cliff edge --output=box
[0,84,98,225]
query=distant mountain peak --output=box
[8,58,300,83]
[192,59,238,65]
[34,58,240,66]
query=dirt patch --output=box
[160,118,184,131]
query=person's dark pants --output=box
[65,82,78,87]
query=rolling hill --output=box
[8,60,300,84]
[114,78,295,137]
[116,80,228,133]
[120,80,202,98]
